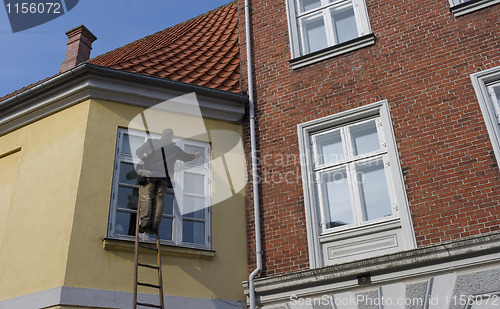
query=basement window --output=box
[107,128,211,250]
[449,0,500,17]
[298,101,416,267]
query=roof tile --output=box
[89,1,241,93]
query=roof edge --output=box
[0,63,248,137]
[0,63,248,108]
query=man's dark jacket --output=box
[136,139,195,180]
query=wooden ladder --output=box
[133,207,165,309]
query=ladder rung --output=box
[137,282,161,289]
[138,262,160,270]
[138,244,158,251]
[136,301,162,308]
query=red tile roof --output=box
[89,2,241,93]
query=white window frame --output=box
[312,118,397,231]
[286,0,375,69]
[298,101,416,267]
[471,66,500,166]
[449,0,500,17]
[108,128,211,250]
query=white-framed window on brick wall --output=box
[298,101,416,267]
[286,0,375,69]
[448,0,500,17]
[471,66,500,167]
[107,128,211,250]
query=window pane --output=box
[301,15,328,53]
[322,169,353,228]
[315,130,344,165]
[298,0,321,12]
[153,218,173,241]
[184,173,204,195]
[117,186,139,210]
[350,120,380,156]
[163,192,175,215]
[331,5,358,44]
[115,211,136,237]
[119,162,139,185]
[357,160,392,221]
[183,196,205,219]
[183,220,205,244]
[122,134,145,155]
[184,145,205,166]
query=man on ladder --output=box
[133,128,200,309]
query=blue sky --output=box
[0,0,233,97]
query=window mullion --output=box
[322,0,337,46]
[343,126,361,224]
[348,163,363,225]
[323,7,336,46]
[344,125,362,225]
[342,125,353,159]
[315,172,328,232]
[297,17,308,55]
[174,168,184,245]
[321,0,336,46]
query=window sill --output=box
[102,238,216,259]
[289,34,376,70]
[450,0,500,17]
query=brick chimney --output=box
[59,25,97,73]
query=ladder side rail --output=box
[133,204,141,308]
[156,232,165,309]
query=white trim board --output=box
[0,64,247,137]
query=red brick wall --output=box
[240,0,500,277]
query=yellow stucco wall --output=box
[63,99,248,301]
[0,102,90,301]
[0,97,248,304]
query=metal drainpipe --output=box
[245,0,262,308]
